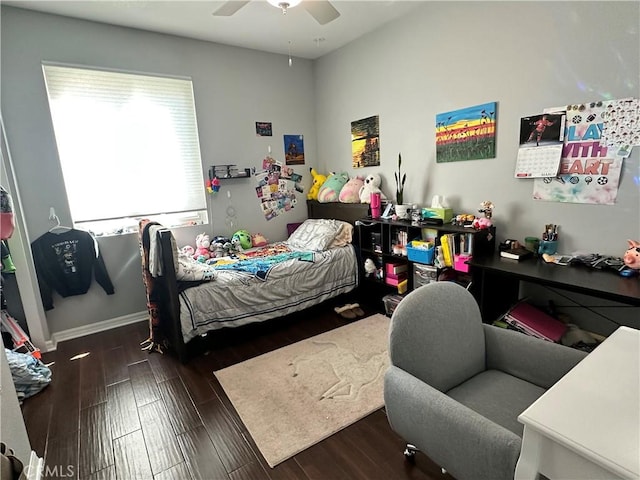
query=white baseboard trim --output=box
[46,311,148,351]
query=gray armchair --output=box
[384,282,587,480]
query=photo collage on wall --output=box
[254,155,304,221]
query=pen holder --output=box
[538,240,558,255]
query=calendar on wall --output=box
[514,113,566,178]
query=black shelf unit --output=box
[357,217,496,293]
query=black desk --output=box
[469,255,640,323]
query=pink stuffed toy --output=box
[472,217,492,230]
[623,240,640,270]
[252,233,268,247]
[194,233,211,262]
[339,176,365,203]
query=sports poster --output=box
[255,156,303,220]
[533,101,624,205]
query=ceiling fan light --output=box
[267,0,302,10]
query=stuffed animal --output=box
[194,233,211,262]
[358,173,386,204]
[623,240,640,270]
[210,236,232,258]
[252,233,268,247]
[232,229,252,251]
[472,217,492,230]
[364,258,378,277]
[181,245,195,257]
[339,176,365,203]
[479,200,494,219]
[318,172,349,203]
[307,168,327,201]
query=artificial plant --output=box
[395,152,407,204]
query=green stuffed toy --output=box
[232,229,252,251]
[317,172,349,203]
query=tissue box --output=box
[422,207,453,223]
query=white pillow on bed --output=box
[287,219,353,251]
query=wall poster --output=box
[533,100,624,205]
[256,122,272,136]
[435,102,497,163]
[284,134,305,165]
[351,115,380,168]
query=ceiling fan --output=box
[212,0,341,26]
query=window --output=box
[42,64,207,235]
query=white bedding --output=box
[178,244,358,342]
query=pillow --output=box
[287,219,352,251]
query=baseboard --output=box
[47,311,147,351]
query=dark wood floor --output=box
[21,303,452,480]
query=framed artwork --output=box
[284,134,305,165]
[351,115,380,168]
[436,102,497,162]
[256,122,272,136]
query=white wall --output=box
[1,7,316,334]
[315,1,640,255]
[1,2,638,339]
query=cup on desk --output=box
[538,240,558,256]
[525,236,540,255]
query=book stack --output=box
[503,302,568,342]
[385,262,408,287]
[500,246,533,260]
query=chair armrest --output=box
[385,366,521,480]
[483,324,587,389]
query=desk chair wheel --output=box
[403,444,418,462]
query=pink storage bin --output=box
[454,254,472,273]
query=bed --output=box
[140,201,366,362]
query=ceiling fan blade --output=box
[303,0,340,25]
[212,1,251,17]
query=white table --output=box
[515,326,640,480]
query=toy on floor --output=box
[307,168,327,201]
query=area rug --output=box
[214,313,390,467]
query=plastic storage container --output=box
[406,241,435,264]
[383,294,404,316]
[414,263,438,288]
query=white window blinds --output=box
[42,64,206,223]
